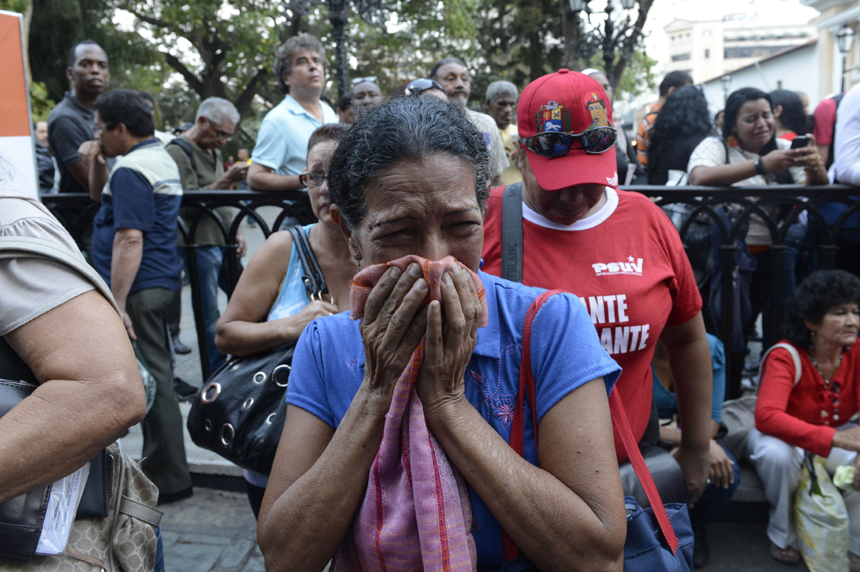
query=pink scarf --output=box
[332,256,488,572]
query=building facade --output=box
[665,13,816,84]
[803,0,860,97]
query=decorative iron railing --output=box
[42,185,860,399]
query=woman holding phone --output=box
[687,87,828,352]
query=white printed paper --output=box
[35,463,90,555]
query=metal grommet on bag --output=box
[201,382,221,404]
[266,413,277,425]
[220,424,235,447]
[204,419,212,432]
[273,364,291,388]
[253,371,267,385]
[243,397,254,410]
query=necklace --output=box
[809,345,844,423]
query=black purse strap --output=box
[501,182,524,283]
[287,225,329,299]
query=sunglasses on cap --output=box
[351,76,377,86]
[405,78,445,96]
[520,126,616,158]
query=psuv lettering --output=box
[592,258,644,276]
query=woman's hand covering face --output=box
[415,264,483,412]
[359,263,429,401]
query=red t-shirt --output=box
[756,341,860,457]
[482,187,702,460]
[813,98,838,146]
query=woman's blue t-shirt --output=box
[286,271,621,569]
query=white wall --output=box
[700,43,819,113]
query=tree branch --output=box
[234,68,270,118]
[162,52,204,95]
[126,7,171,30]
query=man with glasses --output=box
[481,70,712,509]
[430,57,509,185]
[248,35,337,192]
[166,97,248,376]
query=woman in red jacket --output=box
[749,270,860,566]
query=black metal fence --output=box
[42,185,860,400]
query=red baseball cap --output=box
[518,69,619,191]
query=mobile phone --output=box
[790,136,809,149]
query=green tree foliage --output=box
[108,0,294,121]
[584,50,658,98]
[29,81,55,121]
[22,0,658,141]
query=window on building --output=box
[672,53,692,62]
[705,48,710,58]
[724,46,785,59]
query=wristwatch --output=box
[754,157,766,176]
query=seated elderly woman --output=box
[749,270,860,566]
[256,97,627,570]
[216,123,355,518]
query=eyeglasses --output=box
[405,78,445,97]
[351,76,377,86]
[205,118,234,142]
[520,126,617,158]
[299,172,326,188]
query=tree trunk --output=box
[611,0,653,89]
[328,0,349,101]
[602,4,615,88]
[561,0,580,70]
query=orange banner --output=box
[0,12,30,137]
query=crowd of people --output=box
[3,28,860,572]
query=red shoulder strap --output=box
[503,290,679,561]
[608,389,679,554]
[503,290,563,562]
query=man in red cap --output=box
[482,70,713,510]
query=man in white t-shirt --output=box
[248,35,337,192]
[430,57,509,186]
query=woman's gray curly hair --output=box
[327,97,492,230]
[274,35,326,95]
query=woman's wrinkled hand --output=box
[416,266,483,414]
[283,299,339,337]
[359,263,429,402]
[708,439,735,489]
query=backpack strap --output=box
[0,236,119,316]
[758,342,802,388]
[501,182,524,283]
[167,137,195,162]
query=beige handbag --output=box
[0,443,162,572]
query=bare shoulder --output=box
[246,230,293,270]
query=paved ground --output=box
[157,487,807,572]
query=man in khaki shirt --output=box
[166,97,248,372]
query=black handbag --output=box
[187,225,328,475]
